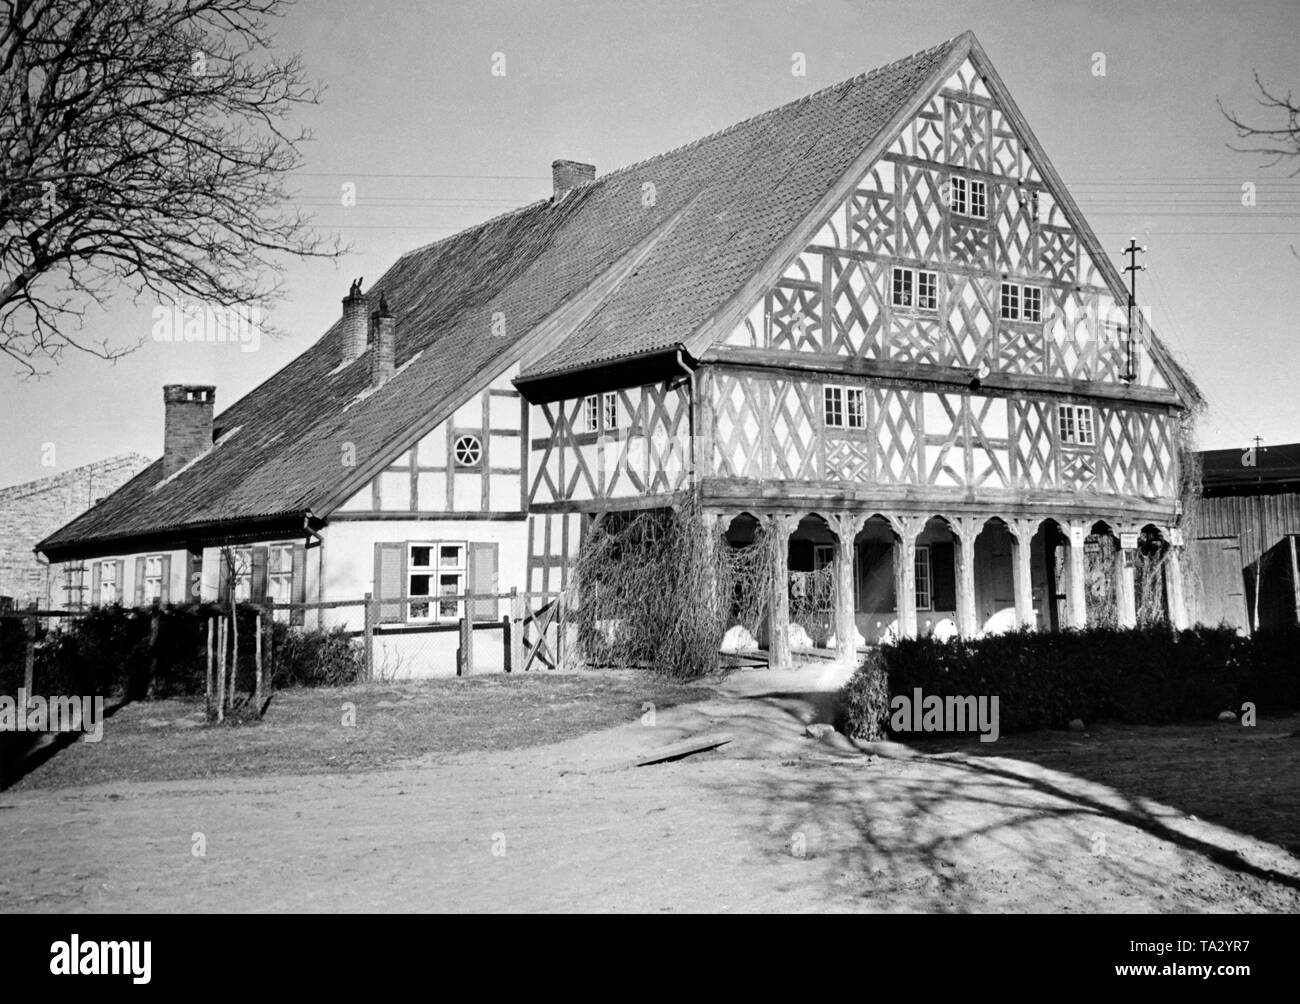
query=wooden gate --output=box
[521,595,564,672]
[1189,537,1249,632]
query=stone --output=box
[1217,710,1237,722]
[805,723,834,739]
[787,623,814,649]
[1068,718,1085,732]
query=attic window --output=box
[950,176,987,218]
[453,434,483,468]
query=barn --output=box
[36,31,1204,674]
[1190,443,1300,633]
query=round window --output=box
[453,434,482,467]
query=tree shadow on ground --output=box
[712,687,1300,912]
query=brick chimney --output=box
[341,277,367,364]
[163,384,215,478]
[552,159,595,200]
[370,295,395,388]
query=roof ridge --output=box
[389,34,964,259]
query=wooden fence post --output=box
[458,614,473,677]
[146,603,161,699]
[205,617,214,723]
[363,592,374,682]
[253,610,263,713]
[22,612,35,702]
[508,587,524,674]
[216,616,226,724]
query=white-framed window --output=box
[950,176,987,218]
[1058,404,1096,446]
[1000,282,1043,322]
[268,544,294,605]
[823,385,866,430]
[143,555,164,603]
[602,392,620,431]
[823,385,843,428]
[453,433,483,468]
[914,545,932,611]
[891,267,937,311]
[98,560,119,605]
[63,562,87,610]
[407,541,466,622]
[582,395,599,433]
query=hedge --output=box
[0,603,364,701]
[837,625,1300,740]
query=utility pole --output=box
[1121,239,1146,382]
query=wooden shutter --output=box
[250,546,269,603]
[91,561,102,607]
[187,548,203,603]
[290,542,306,626]
[159,555,172,604]
[374,542,406,624]
[134,556,146,606]
[930,542,956,612]
[468,543,499,621]
[114,560,125,605]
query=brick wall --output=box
[0,454,151,606]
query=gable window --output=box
[1000,282,1043,322]
[950,176,987,219]
[1058,404,1095,447]
[915,546,933,611]
[453,434,483,468]
[582,395,599,433]
[892,267,937,311]
[407,542,466,622]
[602,392,620,431]
[823,385,865,430]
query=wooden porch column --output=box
[1065,521,1088,629]
[1116,529,1138,629]
[1290,534,1300,628]
[953,516,980,638]
[1010,518,1037,630]
[1165,526,1189,630]
[889,516,921,639]
[831,515,862,665]
[767,514,793,669]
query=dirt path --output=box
[2,665,1298,913]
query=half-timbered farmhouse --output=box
[38,31,1202,674]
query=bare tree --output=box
[1220,73,1300,262]
[0,0,342,374]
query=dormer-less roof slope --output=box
[38,31,1200,560]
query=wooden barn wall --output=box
[1195,493,1300,564]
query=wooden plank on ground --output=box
[632,732,734,767]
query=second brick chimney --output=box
[370,295,395,388]
[163,384,215,478]
[341,278,367,365]
[552,160,595,200]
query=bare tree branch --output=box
[0,0,344,375]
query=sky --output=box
[2,0,1299,488]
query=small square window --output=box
[1058,404,1096,447]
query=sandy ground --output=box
[2,661,1298,913]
